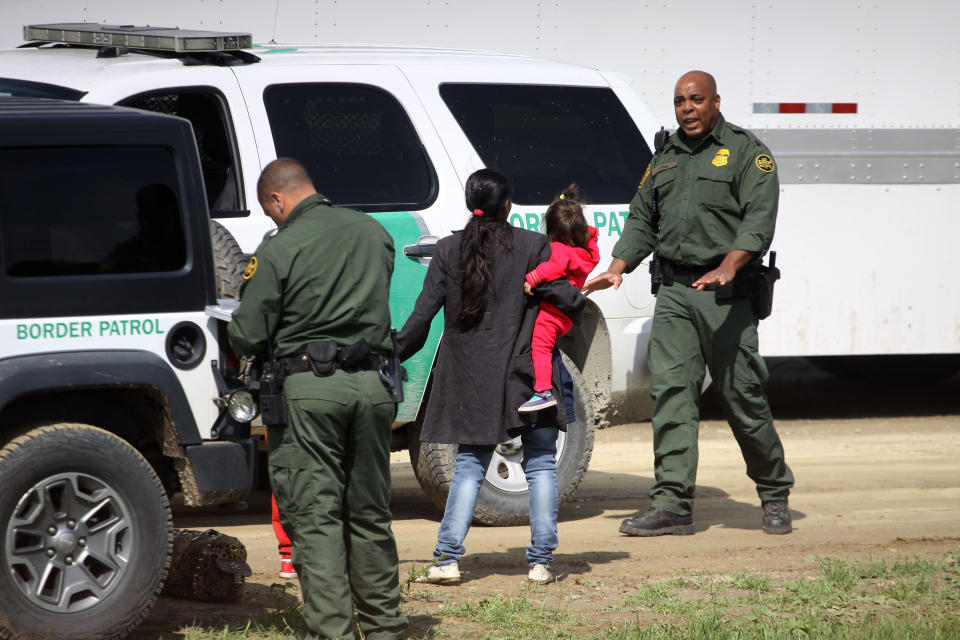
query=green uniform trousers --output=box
[267,369,407,640]
[647,283,794,516]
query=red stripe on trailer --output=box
[779,103,806,113]
[832,103,857,113]
[753,102,859,113]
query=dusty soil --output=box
[141,360,960,637]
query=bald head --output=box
[674,70,721,140]
[257,158,315,203]
[257,158,317,225]
[676,70,717,95]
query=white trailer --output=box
[2,1,957,392]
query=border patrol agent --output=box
[228,158,407,639]
[585,71,794,536]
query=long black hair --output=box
[458,168,514,328]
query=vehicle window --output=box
[264,83,437,212]
[118,89,245,216]
[440,84,652,205]
[0,77,84,101]
[0,146,187,277]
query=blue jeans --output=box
[433,426,559,568]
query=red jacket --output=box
[525,226,600,290]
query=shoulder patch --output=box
[242,256,258,280]
[755,154,776,173]
[638,163,651,190]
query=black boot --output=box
[761,499,792,534]
[619,506,694,537]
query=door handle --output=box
[403,235,438,260]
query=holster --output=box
[649,253,664,295]
[751,263,780,320]
[378,329,407,403]
[259,363,288,428]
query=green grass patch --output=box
[166,604,307,640]
[591,614,960,639]
[591,549,960,640]
[439,594,581,639]
[160,550,960,639]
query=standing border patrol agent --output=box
[584,71,794,536]
[228,158,407,640]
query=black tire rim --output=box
[5,471,133,613]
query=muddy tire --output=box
[408,355,596,526]
[0,424,172,640]
[209,220,246,299]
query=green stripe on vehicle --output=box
[368,211,444,423]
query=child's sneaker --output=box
[279,556,298,579]
[518,390,557,413]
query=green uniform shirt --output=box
[228,193,395,358]
[613,115,779,272]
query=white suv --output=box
[0,23,662,529]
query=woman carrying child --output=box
[397,169,585,585]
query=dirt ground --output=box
[141,359,960,637]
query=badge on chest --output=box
[712,148,730,167]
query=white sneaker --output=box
[527,564,554,584]
[414,562,461,584]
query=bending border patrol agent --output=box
[228,158,407,640]
[584,70,793,537]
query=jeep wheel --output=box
[210,220,246,299]
[408,356,596,526]
[0,424,171,640]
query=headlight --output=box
[227,390,258,422]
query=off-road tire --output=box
[408,355,597,526]
[0,423,172,640]
[209,220,246,299]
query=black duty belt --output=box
[662,261,720,287]
[280,353,383,375]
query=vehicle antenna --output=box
[271,0,280,44]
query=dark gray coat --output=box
[397,226,585,445]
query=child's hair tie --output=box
[473,208,485,216]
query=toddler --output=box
[519,185,599,412]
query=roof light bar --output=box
[24,23,252,53]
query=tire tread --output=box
[209,220,246,299]
[0,423,172,640]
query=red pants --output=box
[532,304,573,392]
[272,493,292,557]
[266,432,293,557]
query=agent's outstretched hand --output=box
[583,272,622,295]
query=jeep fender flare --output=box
[0,350,201,445]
